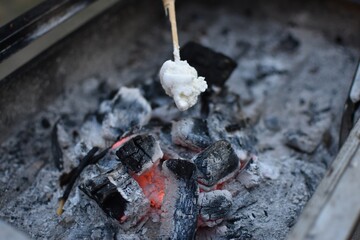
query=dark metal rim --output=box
[0,0,98,63]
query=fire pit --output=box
[0,0,360,239]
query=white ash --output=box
[236,160,262,189]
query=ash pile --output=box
[0,2,357,237]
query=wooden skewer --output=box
[163,0,180,61]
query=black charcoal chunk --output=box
[115,134,163,174]
[80,166,149,230]
[160,159,198,240]
[181,42,237,87]
[193,140,239,189]
[100,87,151,141]
[171,118,212,151]
[198,190,233,227]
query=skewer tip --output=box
[56,199,65,216]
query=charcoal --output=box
[100,87,151,141]
[181,42,237,87]
[198,190,233,227]
[284,129,320,153]
[79,166,150,230]
[115,134,163,174]
[160,159,198,240]
[171,118,212,151]
[193,140,239,189]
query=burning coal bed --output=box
[53,43,261,239]
[0,30,351,239]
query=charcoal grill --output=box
[0,0,360,239]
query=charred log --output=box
[160,159,199,240]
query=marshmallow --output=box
[159,59,207,111]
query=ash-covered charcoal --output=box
[284,129,321,154]
[198,190,233,227]
[171,118,212,151]
[79,166,150,230]
[160,159,198,240]
[181,42,237,87]
[115,134,163,174]
[193,140,239,189]
[100,87,151,141]
[75,115,106,155]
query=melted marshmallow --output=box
[159,58,207,111]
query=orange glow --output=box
[132,163,165,209]
[119,215,127,223]
[111,136,131,150]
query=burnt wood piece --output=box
[198,190,233,227]
[80,166,150,230]
[171,118,212,151]
[193,140,239,189]
[180,42,237,87]
[115,134,163,174]
[51,121,63,170]
[160,159,198,240]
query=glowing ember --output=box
[119,215,127,223]
[111,136,131,150]
[132,163,166,208]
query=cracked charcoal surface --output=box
[116,134,163,174]
[0,0,359,239]
[193,140,240,188]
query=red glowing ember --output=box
[132,163,166,208]
[111,136,131,150]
